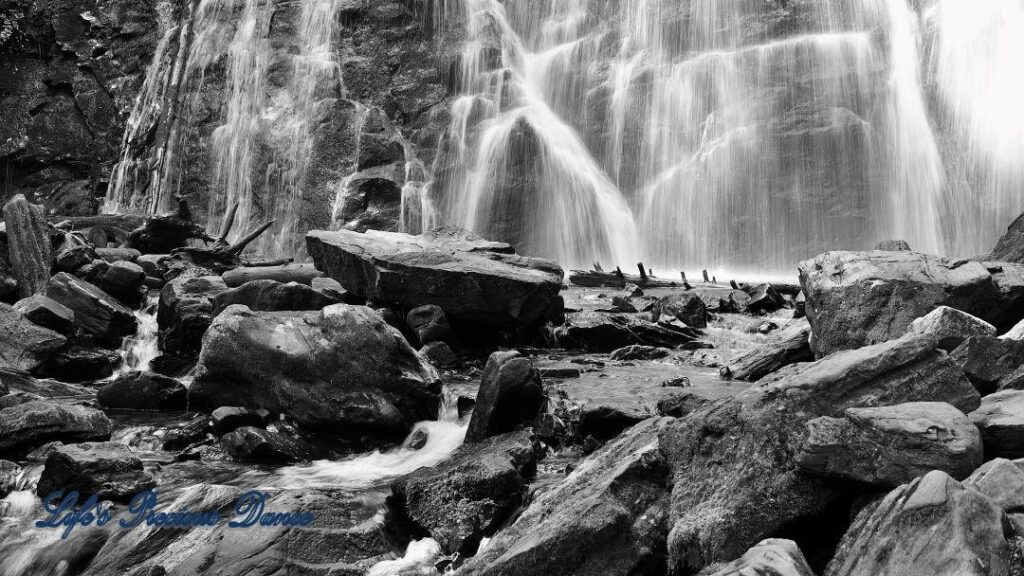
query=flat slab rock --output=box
[306,226,564,327]
[0,400,111,456]
[799,250,1024,355]
[35,441,155,501]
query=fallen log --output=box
[569,269,679,289]
[719,318,813,381]
[222,263,323,287]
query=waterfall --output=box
[114,293,161,375]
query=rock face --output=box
[306,227,564,328]
[720,318,813,381]
[45,272,137,347]
[0,401,111,456]
[950,336,1024,394]
[799,251,1024,355]
[465,351,544,443]
[3,195,53,297]
[906,306,997,351]
[458,418,673,576]
[969,389,1024,459]
[97,371,187,411]
[0,303,67,371]
[824,471,1011,576]
[189,304,441,438]
[36,442,155,501]
[796,402,983,486]
[991,211,1024,263]
[13,295,76,336]
[158,275,228,354]
[659,334,980,574]
[211,279,340,316]
[706,539,816,576]
[390,429,538,555]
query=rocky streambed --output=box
[4,194,1024,575]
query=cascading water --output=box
[114,293,161,376]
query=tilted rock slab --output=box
[0,400,111,456]
[969,389,1024,459]
[906,305,997,351]
[796,401,982,487]
[306,226,564,327]
[799,250,1024,356]
[3,194,53,298]
[188,304,441,438]
[659,334,980,574]
[0,303,66,371]
[45,272,137,347]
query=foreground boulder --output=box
[466,351,544,442]
[796,402,982,486]
[0,401,111,456]
[720,318,812,381]
[660,334,980,573]
[706,539,816,576]
[306,226,564,328]
[391,429,538,555]
[906,306,997,351]
[35,442,155,501]
[969,389,1024,459]
[45,272,137,347]
[158,275,228,354]
[458,418,672,576]
[189,304,440,438]
[799,251,1024,355]
[0,303,66,371]
[97,371,187,411]
[211,279,341,316]
[824,471,1011,576]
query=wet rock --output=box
[660,334,980,573]
[824,471,1010,576]
[991,211,1024,263]
[0,391,43,409]
[796,402,983,487]
[744,283,786,314]
[135,254,168,279]
[13,294,75,336]
[799,250,1024,356]
[97,371,187,412]
[466,351,544,443]
[610,345,671,361]
[37,346,120,382]
[211,279,341,316]
[162,416,214,451]
[98,260,147,307]
[0,400,111,456]
[406,304,451,344]
[657,392,712,418]
[0,459,20,499]
[221,263,325,288]
[651,292,708,328]
[36,441,155,501]
[3,195,53,297]
[0,303,67,371]
[158,275,228,354]
[306,226,564,328]
[704,539,816,576]
[458,417,672,576]
[190,304,440,438]
[624,283,644,297]
[220,426,315,463]
[390,429,539,555]
[969,389,1024,459]
[45,272,137,347]
[965,458,1024,512]
[950,336,1024,394]
[555,312,699,352]
[211,406,265,435]
[720,319,813,381]
[55,244,99,274]
[874,239,912,251]
[420,341,459,369]
[907,306,997,351]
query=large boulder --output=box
[97,371,188,411]
[457,417,673,576]
[824,471,1011,576]
[13,295,75,336]
[211,279,341,316]
[705,539,816,576]
[465,351,544,442]
[158,275,228,354]
[950,336,1024,394]
[45,272,137,347]
[3,194,53,298]
[0,401,111,456]
[906,306,997,351]
[97,260,147,307]
[799,251,1024,356]
[390,429,539,555]
[306,226,564,328]
[659,334,980,574]
[0,303,67,371]
[651,292,708,328]
[969,389,1024,459]
[795,402,983,487]
[35,441,155,501]
[189,304,441,438]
